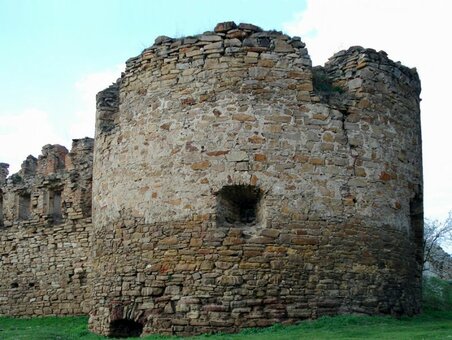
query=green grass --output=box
[198,312,452,340]
[0,316,98,340]
[423,276,452,311]
[1,312,451,340]
[1,278,451,339]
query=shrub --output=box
[312,67,344,95]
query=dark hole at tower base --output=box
[108,319,143,338]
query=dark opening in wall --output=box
[18,193,31,220]
[216,185,262,226]
[109,319,143,338]
[10,282,18,288]
[410,190,424,268]
[0,192,3,226]
[49,190,62,224]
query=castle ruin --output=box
[0,139,93,316]
[0,22,423,337]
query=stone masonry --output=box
[0,138,93,316]
[88,22,423,337]
[425,245,452,280]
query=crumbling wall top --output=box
[37,144,68,176]
[325,46,421,96]
[0,163,9,185]
[122,21,311,79]
[2,139,94,181]
[0,137,94,227]
[67,137,95,171]
[19,155,38,178]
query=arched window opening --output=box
[18,193,31,220]
[48,190,63,224]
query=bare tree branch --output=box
[423,212,452,273]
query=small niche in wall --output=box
[48,190,62,224]
[18,193,31,220]
[10,282,18,288]
[216,184,263,226]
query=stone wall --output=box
[425,245,452,280]
[0,138,93,316]
[89,22,423,336]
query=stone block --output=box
[214,21,237,33]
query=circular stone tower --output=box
[89,22,423,337]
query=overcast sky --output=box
[1,0,451,228]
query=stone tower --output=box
[89,22,423,337]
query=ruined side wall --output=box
[425,245,452,280]
[0,138,93,316]
[90,22,423,336]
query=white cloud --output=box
[0,65,123,174]
[70,64,124,138]
[284,0,452,222]
[0,108,65,174]
[283,0,433,67]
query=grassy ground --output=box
[0,278,451,339]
